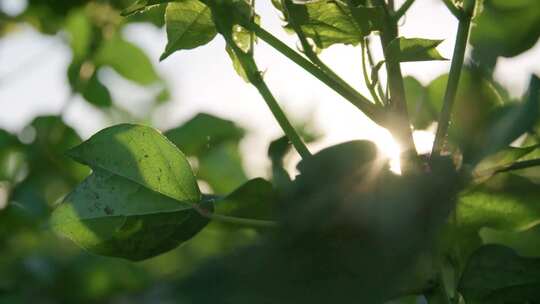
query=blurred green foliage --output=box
[2,0,540,303]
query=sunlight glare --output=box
[374,129,436,174]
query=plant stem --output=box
[282,0,347,91]
[393,0,415,21]
[431,0,475,156]
[195,205,278,228]
[245,23,386,125]
[375,0,418,172]
[441,0,462,19]
[361,42,383,105]
[252,73,312,159]
[231,43,312,159]
[495,158,540,174]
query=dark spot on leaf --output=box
[104,206,114,215]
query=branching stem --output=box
[244,23,386,125]
[393,0,415,21]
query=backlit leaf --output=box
[160,0,217,61]
[51,124,207,260]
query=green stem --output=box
[375,0,418,172]
[361,42,383,105]
[441,0,462,19]
[365,38,387,103]
[393,0,415,21]
[282,0,348,92]
[196,205,278,228]
[245,23,386,125]
[431,0,475,156]
[495,158,540,174]
[232,44,312,159]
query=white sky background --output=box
[1,0,540,176]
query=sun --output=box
[373,129,435,174]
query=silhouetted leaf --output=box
[160,0,217,61]
[214,178,277,222]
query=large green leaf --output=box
[459,245,540,303]
[480,224,540,258]
[160,0,217,61]
[95,35,160,85]
[471,0,540,63]
[51,124,208,260]
[387,37,446,62]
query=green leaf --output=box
[51,124,207,260]
[479,75,540,160]
[160,0,217,61]
[471,0,540,63]
[225,45,249,82]
[459,245,540,303]
[197,142,247,194]
[122,0,173,16]
[452,174,540,262]
[51,168,208,261]
[0,130,25,183]
[67,124,200,203]
[64,9,93,61]
[473,144,540,182]
[480,224,540,258]
[81,70,113,108]
[214,178,277,222]
[277,0,381,49]
[164,113,244,157]
[387,37,447,62]
[403,76,436,129]
[95,35,160,85]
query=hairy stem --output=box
[245,23,386,125]
[431,0,475,156]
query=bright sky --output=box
[1,0,540,176]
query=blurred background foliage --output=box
[1,0,540,303]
